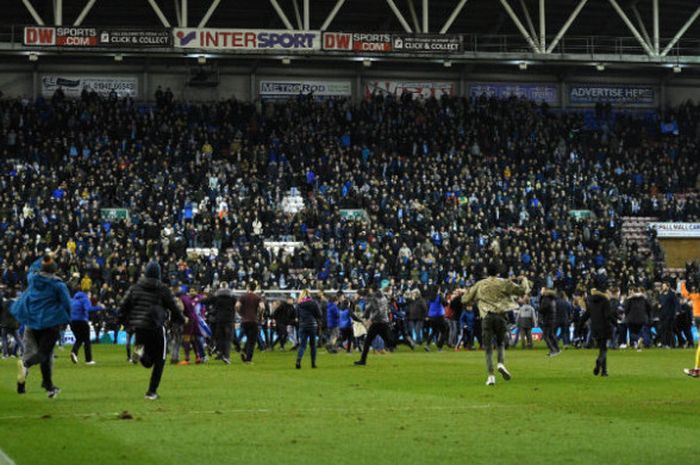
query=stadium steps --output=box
[621,216,657,254]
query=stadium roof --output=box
[3,0,698,38]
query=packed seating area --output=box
[0,89,699,309]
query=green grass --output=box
[0,344,698,465]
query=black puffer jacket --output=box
[539,290,558,327]
[296,299,322,329]
[119,277,184,330]
[585,289,615,339]
[624,294,651,326]
[203,288,236,324]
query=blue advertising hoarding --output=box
[469,82,559,105]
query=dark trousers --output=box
[518,326,533,348]
[360,322,394,363]
[272,324,288,349]
[542,324,560,354]
[482,313,507,374]
[23,327,60,390]
[660,318,675,347]
[296,326,317,365]
[428,316,448,349]
[241,322,258,362]
[556,322,570,345]
[595,337,608,373]
[70,320,92,362]
[340,327,354,352]
[215,322,233,360]
[135,327,167,394]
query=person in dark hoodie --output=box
[11,255,71,398]
[69,290,102,364]
[584,274,616,377]
[295,289,322,369]
[271,296,295,351]
[354,286,394,366]
[203,283,237,364]
[624,287,652,350]
[539,288,560,357]
[118,261,184,400]
[658,282,679,348]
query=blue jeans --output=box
[408,320,423,344]
[297,327,317,364]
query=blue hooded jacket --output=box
[428,296,445,318]
[326,301,340,329]
[339,308,352,329]
[10,258,71,330]
[70,291,102,321]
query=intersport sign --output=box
[173,28,321,50]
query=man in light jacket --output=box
[11,255,71,398]
[460,263,531,386]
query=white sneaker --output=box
[620,344,627,349]
[85,361,96,365]
[70,352,78,364]
[131,345,144,364]
[486,375,496,386]
[497,363,512,381]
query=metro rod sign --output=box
[260,80,352,99]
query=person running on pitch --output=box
[11,255,71,398]
[459,263,531,386]
[118,261,185,400]
[69,290,103,365]
[354,286,391,366]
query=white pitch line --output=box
[0,448,17,465]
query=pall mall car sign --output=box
[173,28,321,50]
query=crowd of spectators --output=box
[0,88,699,318]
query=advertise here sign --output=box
[365,80,456,99]
[649,223,700,238]
[260,80,352,99]
[41,75,138,98]
[569,84,656,106]
[173,28,320,51]
[392,34,463,53]
[470,82,559,106]
[322,32,393,52]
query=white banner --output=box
[41,75,138,98]
[260,80,351,99]
[173,28,320,51]
[364,80,456,99]
[650,223,700,238]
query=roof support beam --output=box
[407,0,421,33]
[652,0,659,55]
[661,6,700,57]
[499,0,541,53]
[630,5,652,52]
[269,0,295,30]
[518,0,537,45]
[546,0,587,53]
[54,0,63,25]
[181,0,188,27]
[292,0,303,30]
[74,0,97,25]
[303,0,309,29]
[386,0,413,33]
[22,0,45,25]
[539,0,545,52]
[422,0,428,33]
[320,0,346,31]
[607,0,656,56]
[440,0,468,34]
[174,0,181,26]
[146,0,171,27]
[198,0,221,28]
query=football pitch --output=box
[0,344,697,465]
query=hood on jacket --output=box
[590,289,610,301]
[137,277,162,290]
